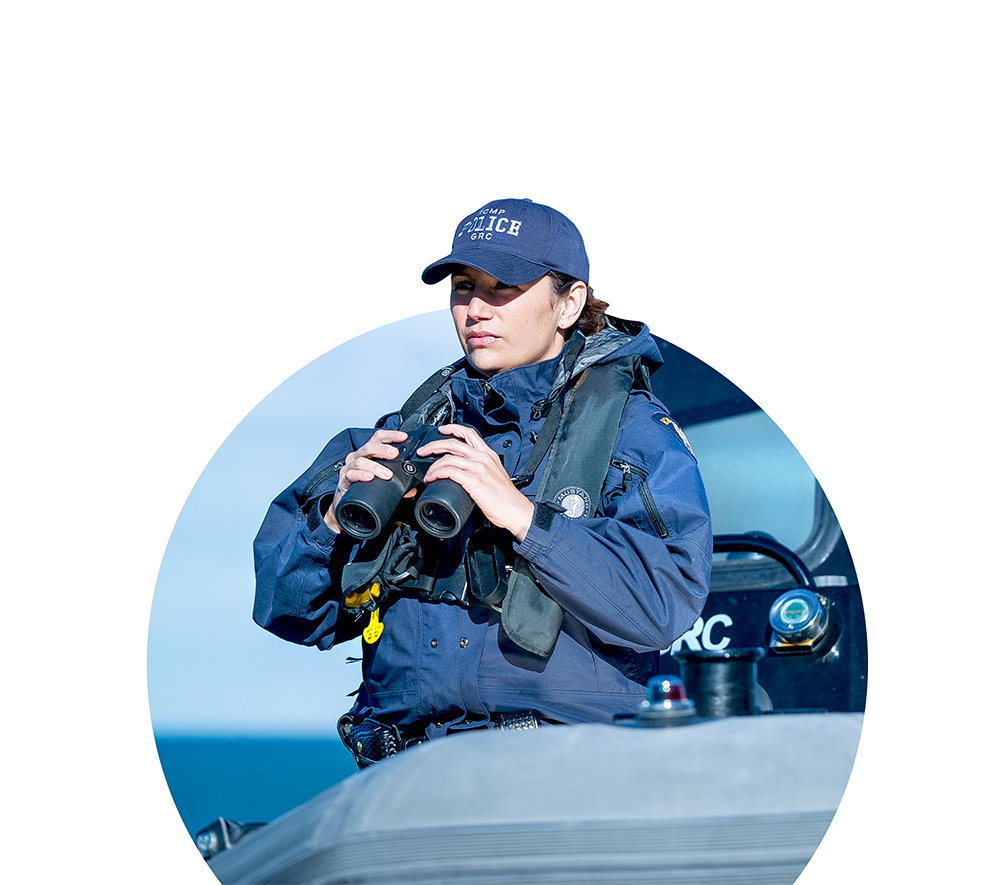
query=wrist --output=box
[506,495,535,544]
[321,494,342,534]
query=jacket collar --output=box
[444,315,656,426]
[452,350,563,426]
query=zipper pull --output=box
[613,458,634,490]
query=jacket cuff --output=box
[305,495,341,550]
[513,503,565,562]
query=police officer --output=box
[253,198,712,765]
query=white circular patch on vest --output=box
[554,486,591,519]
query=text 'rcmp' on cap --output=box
[421,198,589,286]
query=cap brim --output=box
[421,249,553,286]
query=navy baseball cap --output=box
[421,198,589,286]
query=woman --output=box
[253,198,712,765]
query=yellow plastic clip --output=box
[362,583,383,644]
[345,582,381,612]
[363,609,384,644]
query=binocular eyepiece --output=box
[334,425,476,541]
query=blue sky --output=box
[148,310,460,735]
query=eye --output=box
[492,282,525,299]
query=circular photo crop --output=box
[148,309,866,885]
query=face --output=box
[449,267,585,378]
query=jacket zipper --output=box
[301,459,346,503]
[611,458,670,538]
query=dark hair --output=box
[546,271,609,336]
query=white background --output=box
[3,2,997,882]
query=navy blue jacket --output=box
[253,322,712,737]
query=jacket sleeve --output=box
[512,395,713,653]
[251,424,391,650]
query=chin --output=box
[465,348,504,377]
[468,358,501,378]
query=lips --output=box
[467,330,499,346]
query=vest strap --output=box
[510,332,585,490]
[501,355,639,657]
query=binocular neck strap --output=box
[398,360,465,430]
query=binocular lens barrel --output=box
[414,478,475,539]
[416,501,454,537]
[335,471,412,541]
[336,501,382,540]
[333,425,477,542]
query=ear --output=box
[557,280,588,330]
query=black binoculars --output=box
[334,425,476,541]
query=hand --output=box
[323,429,410,533]
[416,424,535,542]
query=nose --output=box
[466,289,493,321]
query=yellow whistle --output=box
[363,608,384,644]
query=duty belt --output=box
[337,710,542,768]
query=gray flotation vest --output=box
[357,318,651,658]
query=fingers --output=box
[415,424,492,462]
[430,423,491,451]
[418,440,534,541]
[339,429,408,487]
[417,429,508,498]
[325,429,408,534]
[331,424,533,540]
[416,425,508,488]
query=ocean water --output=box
[155,735,359,839]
